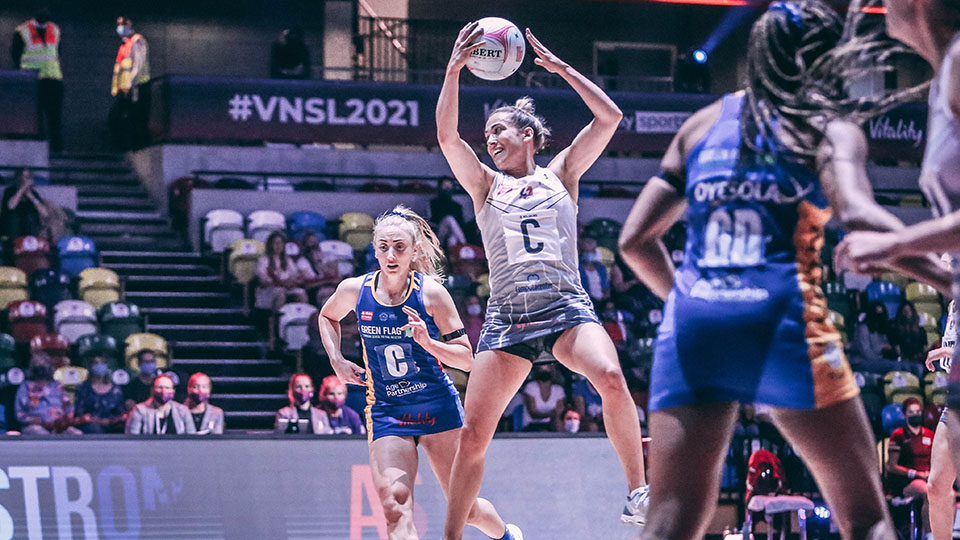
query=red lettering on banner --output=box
[350,465,388,539]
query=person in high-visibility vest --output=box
[11,9,63,153]
[108,16,150,151]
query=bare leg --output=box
[903,480,930,533]
[770,398,894,540]
[553,322,645,489]
[640,402,739,540]
[927,418,956,540]
[442,350,530,540]
[420,428,506,538]
[369,435,421,540]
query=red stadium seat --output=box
[7,300,49,344]
[13,236,52,276]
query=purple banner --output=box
[148,75,714,153]
[864,102,926,162]
[0,70,39,137]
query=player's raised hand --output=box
[447,21,485,72]
[526,28,569,74]
[331,357,366,386]
[401,306,431,348]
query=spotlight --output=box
[692,49,708,64]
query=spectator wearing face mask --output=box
[184,373,223,435]
[520,365,566,432]
[123,350,159,410]
[73,354,126,434]
[462,295,484,350]
[274,373,332,434]
[318,375,363,435]
[563,409,581,433]
[15,361,81,434]
[578,238,609,304]
[886,397,934,528]
[125,375,192,434]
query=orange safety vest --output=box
[111,33,150,96]
[16,20,62,80]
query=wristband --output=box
[908,469,917,479]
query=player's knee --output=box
[457,422,490,457]
[592,365,627,397]
[379,484,412,524]
[927,472,950,498]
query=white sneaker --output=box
[505,523,523,540]
[621,485,650,526]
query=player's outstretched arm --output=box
[318,277,366,385]
[404,280,474,371]
[819,120,952,294]
[529,29,622,194]
[437,21,496,207]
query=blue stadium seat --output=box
[29,269,72,309]
[865,281,902,318]
[57,236,98,278]
[288,211,328,242]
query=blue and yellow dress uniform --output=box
[650,93,858,412]
[356,271,463,441]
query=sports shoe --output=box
[505,523,524,540]
[621,485,650,526]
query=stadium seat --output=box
[203,209,245,253]
[214,177,256,190]
[285,241,301,259]
[915,301,943,321]
[53,300,98,344]
[906,282,939,304]
[7,300,48,344]
[449,244,486,279]
[359,181,396,193]
[56,236,98,278]
[362,244,379,273]
[879,272,910,291]
[0,333,23,388]
[881,403,907,436]
[30,332,71,368]
[228,239,265,283]
[54,363,88,395]
[924,371,949,406]
[320,239,358,277]
[124,333,170,373]
[78,268,121,309]
[584,218,623,251]
[597,246,616,275]
[397,182,435,194]
[338,212,376,251]
[865,281,902,318]
[30,269,72,309]
[99,302,145,345]
[883,370,921,402]
[278,302,318,351]
[287,211,328,242]
[476,273,490,299]
[824,281,851,318]
[926,331,941,350]
[919,311,940,333]
[13,235,52,276]
[247,210,286,243]
[0,267,29,309]
[924,403,946,431]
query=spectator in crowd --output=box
[430,177,467,247]
[850,302,897,371]
[610,252,648,312]
[887,397,934,533]
[562,408,581,433]
[2,168,48,241]
[462,295,484,350]
[125,375,192,434]
[890,301,930,365]
[298,244,340,307]
[184,373,223,435]
[270,28,310,79]
[11,8,63,153]
[317,375,363,435]
[571,374,603,432]
[520,364,566,432]
[124,349,160,410]
[274,373,332,434]
[109,16,150,150]
[256,231,309,311]
[579,237,609,303]
[73,353,126,434]
[299,231,321,252]
[15,361,81,434]
[599,299,633,350]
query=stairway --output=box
[50,154,288,431]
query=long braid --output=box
[374,205,445,283]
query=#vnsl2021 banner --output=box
[148,75,928,160]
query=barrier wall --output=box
[0,71,38,138]
[0,435,724,540]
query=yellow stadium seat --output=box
[79,268,121,309]
[883,370,921,402]
[906,282,940,303]
[915,301,943,321]
[124,333,170,373]
[228,239,265,284]
[338,212,375,251]
[0,267,28,309]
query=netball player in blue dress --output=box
[437,25,648,539]
[618,2,952,538]
[318,206,521,540]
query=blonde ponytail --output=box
[374,205,445,283]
